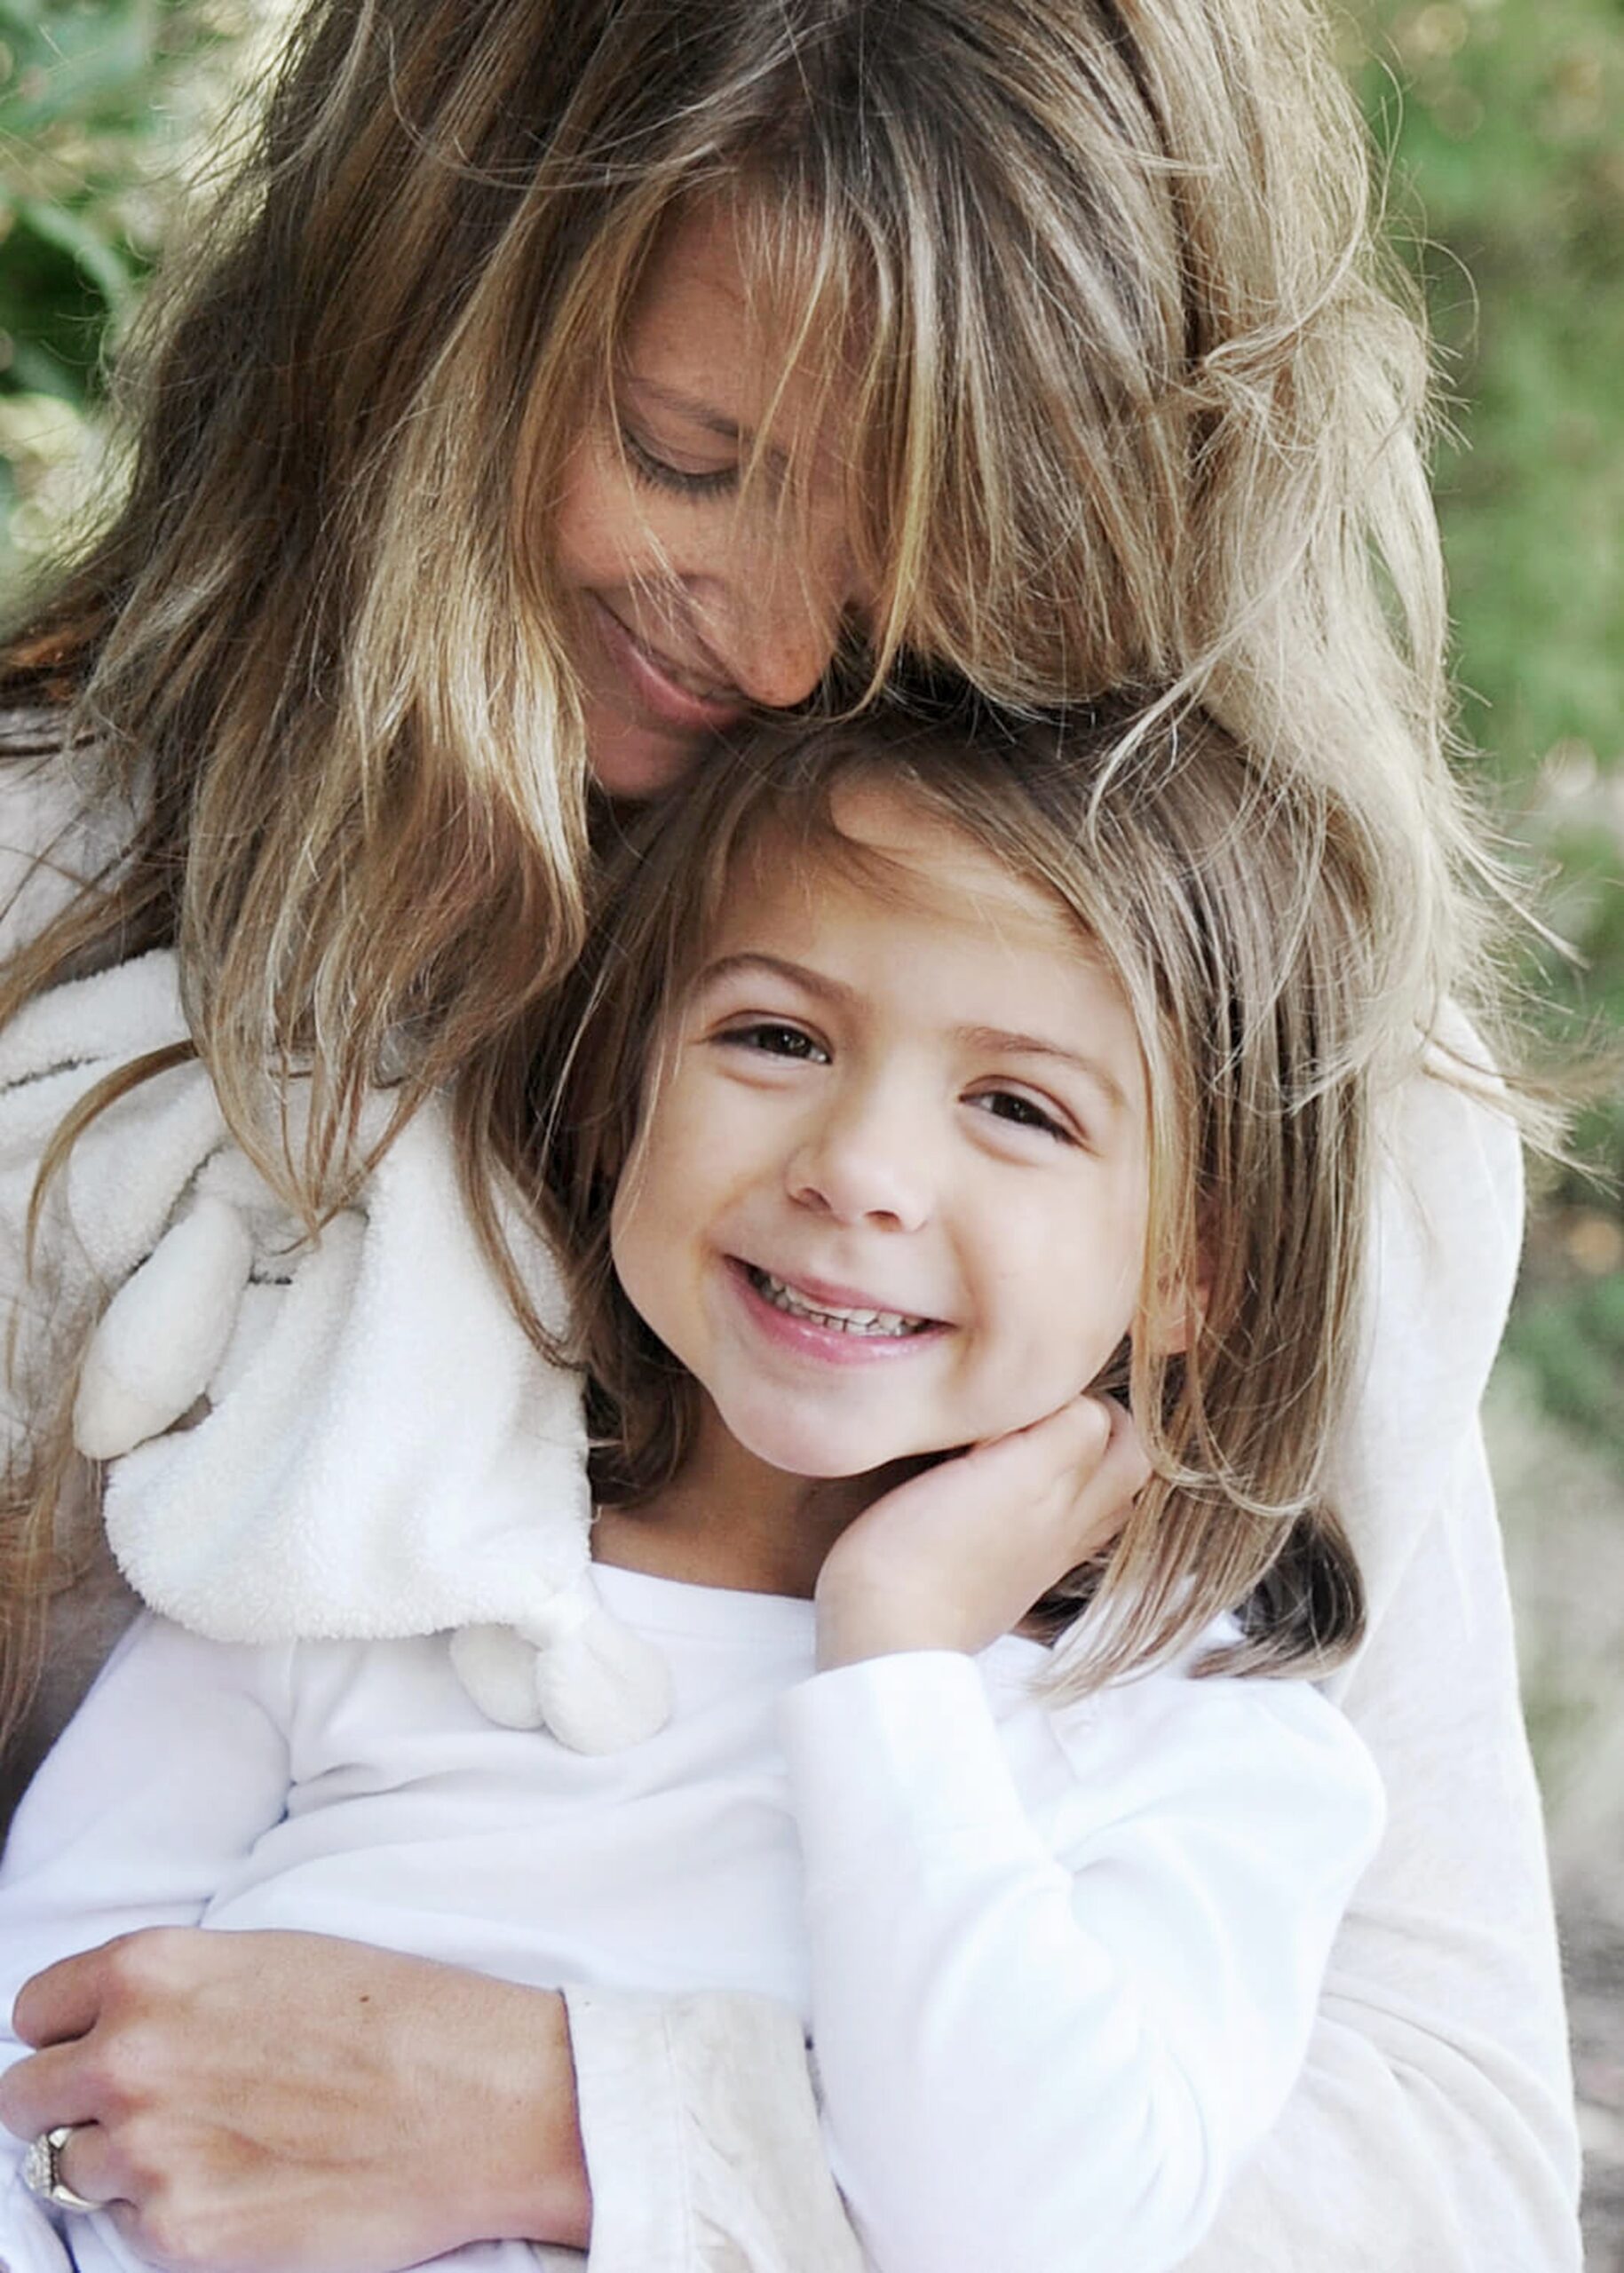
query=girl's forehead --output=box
[709,779,1092,970]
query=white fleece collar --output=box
[1,948,671,1752]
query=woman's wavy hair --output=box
[0,0,1520,1740]
[542,702,1375,1691]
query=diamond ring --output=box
[21,2124,99,2214]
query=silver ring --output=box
[21,2124,99,2214]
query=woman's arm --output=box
[1177,1418,1581,2270]
[0,1617,595,2271]
[4,1933,593,2271]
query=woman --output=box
[0,0,1580,2266]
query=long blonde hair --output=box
[543,703,1374,1691]
[1,0,1501,1744]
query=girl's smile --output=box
[608,780,1156,1483]
[727,1257,949,1359]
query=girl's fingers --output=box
[973,1393,1150,1551]
[1069,1396,1152,1536]
[815,1392,1153,1666]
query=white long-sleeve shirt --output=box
[0,1568,1382,2273]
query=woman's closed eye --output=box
[620,421,738,501]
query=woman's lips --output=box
[590,597,749,733]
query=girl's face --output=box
[608,784,1156,1481]
[553,207,866,799]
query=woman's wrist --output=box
[422,1974,592,2251]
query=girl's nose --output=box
[787,1091,932,1233]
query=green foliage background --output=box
[1350,0,1624,1458]
[3,0,1621,1453]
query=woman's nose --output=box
[699,537,868,714]
[728,612,840,711]
[787,1090,933,1233]
[709,583,843,712]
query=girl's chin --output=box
[723,1414,958,1485]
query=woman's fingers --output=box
[9,1936,123,2048]
[2,1928,591,2270]
[0,2036,107,2140]
[39,2119,119,2211]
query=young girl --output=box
[0,0,1580,2265]
[0,702,1388,2273]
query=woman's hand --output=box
[814,1394,1149,1669]
[0,1928,591,2272]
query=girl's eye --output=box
[970,1089,1074,1143]
[720,1021,829,1063]
[620,423,738,501]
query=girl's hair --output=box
[542,701,1374,1692]
[0,0,1513,1738]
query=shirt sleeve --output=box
[1176,1420,1583,2272]
[777,1651,1382,2273]
[563,1988,866,2273]
[0,1616,293,2271]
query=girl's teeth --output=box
[750,1268,927,1338]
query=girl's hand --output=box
[815,1395,1149,1669]
[0,1928,590,2272]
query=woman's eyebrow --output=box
[622,377,788,477]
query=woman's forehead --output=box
[620,202,861,474]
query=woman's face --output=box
[554,209,867,799]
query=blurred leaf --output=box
[0,2,156,134]
[0,186,147,405]
[15,193,134,305]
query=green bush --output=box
[0,0,241,566]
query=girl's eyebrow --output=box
[621,377,789,479]
[955,1026,1132,1117]
[695,950,845,999]
[694,954,1131,1114]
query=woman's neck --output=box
[590,1405,908,1599]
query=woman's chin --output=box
[582,699,712,801]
